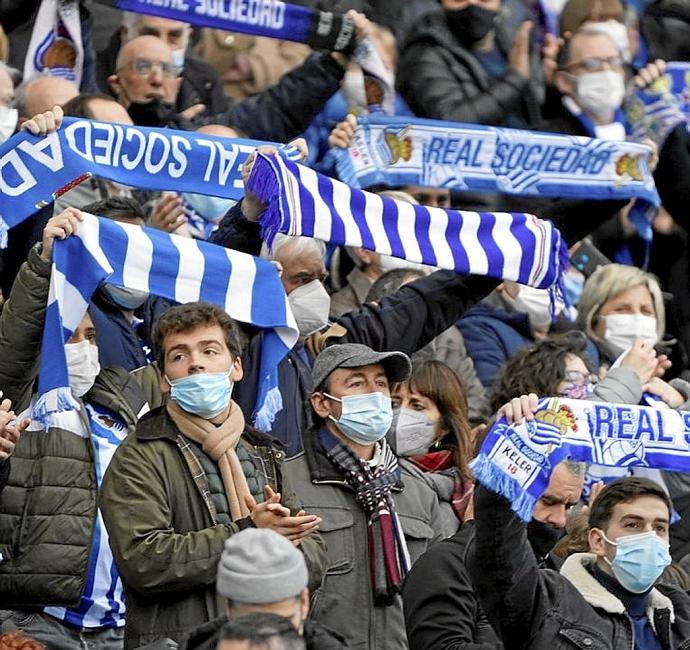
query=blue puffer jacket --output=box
[457,303,533,389]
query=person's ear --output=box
[555,70,574,96]
[159,368,170,395]
[230,355,243,383]
[355,247,375,267]
[588,527,608,558]
[300,587,310,616]
[310,392,331,419]
[108,74,123,98]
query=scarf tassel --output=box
[31,387,80,428]
[253,382,283,433]
[0,216,8,249]
[250,156,284,251]
[469,453,537,522]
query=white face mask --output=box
[504,284,555,331]
[288,279,331,337]
[602,313,658,358]
[341,68,367,111]
[573,70,625,118]
[583,21,631,63]
[389,407,438,456]
[0,105,18,143]
[66,339,101,398]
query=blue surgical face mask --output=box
[599,529,671,593]
[166,371,233,419]
[102,283,149,309]
[182,192,237,223]
[324,391,393,445]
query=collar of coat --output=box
[560,552,675,630]
[302,425,404,490]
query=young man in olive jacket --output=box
[100,302,325,649]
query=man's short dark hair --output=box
[153,302,243,371]
[81,196,147,223]
[365,268,426,303]
[588,477,672,531]
[220,613,305,649]
[62,93,120,119]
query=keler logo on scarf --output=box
[471,397,690,521]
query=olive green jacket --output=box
[100,405,327,649]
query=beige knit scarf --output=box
[167,399,251,521]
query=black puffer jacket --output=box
[469,485,690,649]
[641,0,690,61]
[396,10,543,127]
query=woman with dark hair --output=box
[390,359,474,537]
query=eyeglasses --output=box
[120,58,180,78]
[567,56,624,73]
[562,370,599,386]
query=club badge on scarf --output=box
[0,118,300,247]
[247,152,570,307]
[35,212,298,431]
[471,397,690,521]
[94,0,356,53]
[24,0,84,88]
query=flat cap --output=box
[311,343,411,391]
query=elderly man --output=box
[98,13,228,117]
[13,75,78,121]
[106,18,363,143]
[283,343,443,649]
[0,62,17,141]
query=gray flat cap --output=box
[311,343,411,391]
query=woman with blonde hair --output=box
[576,263,666,368]
[390,359,474,537]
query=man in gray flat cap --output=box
[283,343,444,650]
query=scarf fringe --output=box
[250,155,283,251]
[469,453,536,522]
[31,387,80,428]
[253,383,283,432]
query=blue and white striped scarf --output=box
[471,397,690,521]
[333,115,659,242]
[0,118,300,247]
[94,0,356,53]
[660,61,690,131]
[35,213,298,430]
[248,152,570,301]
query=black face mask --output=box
[126,98,175,127]
[445,5,497,45]
[527,519,565,561]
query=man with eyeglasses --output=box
[107,12,373,145]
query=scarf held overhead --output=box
[93,0,356,53]
[333,115,659,242]
[247,152,570,302]
[36,212,298,430]
[0,117,297,247]
[470,397,690,521]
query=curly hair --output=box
[490,331,595,412]
[394,359,473,478]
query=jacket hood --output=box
[560,553,675,629]
[403,11,459,51]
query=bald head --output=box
[196,124,241,139]
[16,75,78,118]
[110,36,180,106]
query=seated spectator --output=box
[215,529,346,649]
[194,30,310,103]
[100,302,325,648]
[390,359,475,537]
[284,343,444,649]
[403,458,587,649]
[0,209,148,645]
[469,475,690,648]
[397,0,544,127]
[98,13,230,118]
[458,280,560,388]
[218,613,306,650]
